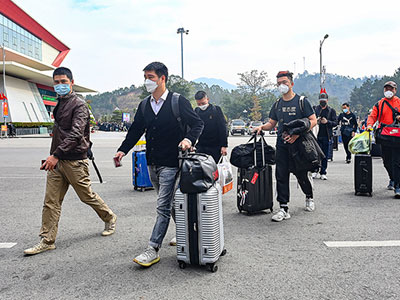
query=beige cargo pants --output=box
[40,159,114,244]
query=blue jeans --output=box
[148,165,179,249]
[317,136,330,175]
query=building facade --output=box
[0,0,94,123]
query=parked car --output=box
[230,119,246,135]
[247,121,263,135]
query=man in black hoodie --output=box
[338,103,357,163]
[194,91,228,163]
[313,92,338,180]
[115,62,203,268]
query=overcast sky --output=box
[14,0,400,92]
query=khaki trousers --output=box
[40,159,113,244]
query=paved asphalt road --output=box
[0,132,399,300]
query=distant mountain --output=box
[192,77,236,91]
[293,71,378,102]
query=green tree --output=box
[350,67,400,118]
[111,108,122,123]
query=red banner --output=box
[3,101,8,117]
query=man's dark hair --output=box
[276,71,293,82]
[143,62,168,82]
[195,91,207,100]
[53,67,73,81]
[342,103,350,107]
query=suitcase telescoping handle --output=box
[252,131,266,168]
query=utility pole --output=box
[319,34,329,89]
[177,27,189,79]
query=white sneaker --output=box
[271,208,291,222]
[311,172,318,179]
[102,214,117,236]
[169,237,176,246]
[24,239,56,255]
[321,174,328,180]
[305,198,315,212]
[133,246,160,267]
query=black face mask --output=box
[319,101,327,107]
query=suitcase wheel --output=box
[220,249,227,257]
[178,261,186,269]
[207,263,218,273]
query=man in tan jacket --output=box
[24,67,117,255]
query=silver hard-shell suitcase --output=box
[175,184,226,272]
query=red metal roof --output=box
[36,83,54,92]
[0,0,70,66]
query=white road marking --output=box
[0,243,17,248]
[324,241,400,248]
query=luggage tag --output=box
[251,172,259,184]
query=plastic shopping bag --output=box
[217,156,233,194]
[348,131,370,154]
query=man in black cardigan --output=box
[115,62,204,267]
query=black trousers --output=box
[381,145,400,186]
[276,142,313,204]
[317,136,330,175]
[342,134,352,160]
[196,145,221,164]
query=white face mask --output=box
[278,84,290,94]
[144,79,158,93]
[384,90,394,99]
[198,104,209,111]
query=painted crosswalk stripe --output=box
[0,243,17,248]
[324,241,400,248]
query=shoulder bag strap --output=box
[171,92,185,133]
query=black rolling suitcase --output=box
[237,134,273,214]
[354,130,373,196]
[237,166,273,213]
[354,154,372,196]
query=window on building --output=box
[0,13,42,61]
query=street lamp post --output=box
[319,34,329,89]
[1,42,7,138]
[177,27,189,79]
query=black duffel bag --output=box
[230,133,276,169]
[179,152,218,194]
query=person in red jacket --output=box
[367,81,400,197]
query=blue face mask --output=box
[54,84,71,96]
[343,108,349,113]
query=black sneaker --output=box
[346,159,351,164]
